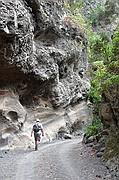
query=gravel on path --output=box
[0,139,111,180]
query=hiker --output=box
[31,119,44,150]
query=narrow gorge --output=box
[0,0,119,179]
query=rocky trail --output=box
[0,139,110,180]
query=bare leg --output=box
[35,140,38,150]
[35,140,40,150]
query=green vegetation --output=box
[88,27,119,104]
[88,4,105,27]
[85,116,102,137]
[64,0,87,33]
[86,26,119,137]
[64,0,84,13]
[64,1,119,138]
[87,0,119,27]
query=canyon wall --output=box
[0,0,90,149]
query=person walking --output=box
[31,119,44,150]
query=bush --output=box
[88,26,119,104]
[87,4,105,27]
[85,117,102,137]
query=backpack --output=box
[33,123,42,133]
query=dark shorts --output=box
[34,132,41,141]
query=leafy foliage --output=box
[85,117,102,137]
[64,0,84,13]
[64,0,87,33]
[87,4,105,27]
[88,26,119,104]
[87,0,119,27]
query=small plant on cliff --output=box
[85,116,102,137]
[88,3,105,27]
[64,0,84,13]
[64,0,87,34]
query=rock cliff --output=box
[0,0,90,149]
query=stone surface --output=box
[0,0,90,108]
[0,0,90,149]
[0,0,90,148]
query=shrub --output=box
[88,26,119,104]
[85,117,102,137]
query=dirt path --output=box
[0,139,110,180]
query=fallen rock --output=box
[64,133,72,139]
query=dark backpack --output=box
[33,124,42,133]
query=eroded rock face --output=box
[0,0,90,149]
[0,90,27,148]
[0,0,89,107]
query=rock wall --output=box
[0,0,90,149]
